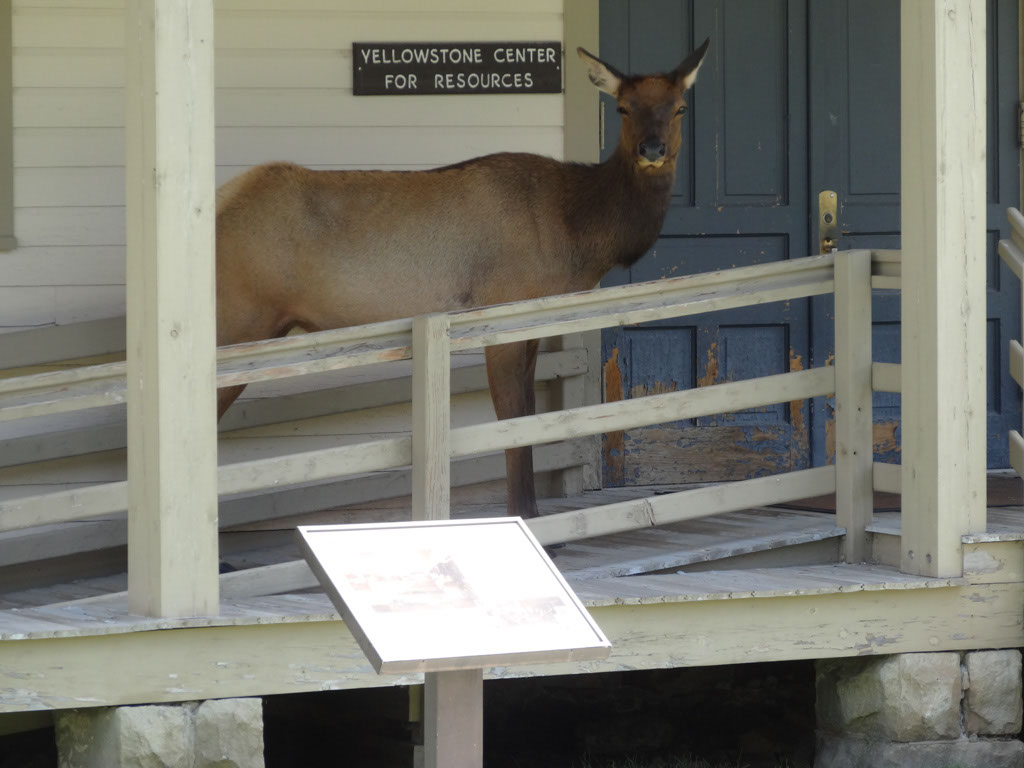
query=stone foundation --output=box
[816,650,1024,768]
[816,733,1024,768]
[55,698,264,768]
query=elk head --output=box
[577,38,710,174]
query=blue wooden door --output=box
[808,0,1022,469]
[599,0,1021,485]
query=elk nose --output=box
[638,140,666,162]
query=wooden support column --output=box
[834,250,874,563]
[125,0,219,616]
[424,669,483,768]
[900,0,987,577]
[551,0,603,497]
[412,314,451,520]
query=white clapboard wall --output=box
[0,0,596,518]
[2,0,564,331]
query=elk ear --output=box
[577,47,623,97]
[673,37,710,92]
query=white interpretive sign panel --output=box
[297,517,611,674]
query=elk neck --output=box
[563,142,677,284]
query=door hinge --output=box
[599,100,606,152]
[1019,103,1024,147]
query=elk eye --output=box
[616,106,628,115]
[676,105,687,116]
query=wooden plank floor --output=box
[0,564,967,642]
[2,489,1022,640]
[0,490,839,610]
[1,503,1021,717]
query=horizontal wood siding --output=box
[1,0,564,330]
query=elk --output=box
[214,39,711,519]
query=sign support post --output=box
[425,668,483,768]
[298,517,610,768]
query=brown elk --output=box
[214,39,711,519]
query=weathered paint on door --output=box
[599,0,1021,485]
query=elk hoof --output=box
[543,543,565,558]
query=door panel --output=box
[985,0,1023,467]
[602,234,810,484]
[600,0,812,485]
[809,0,1020,468]
[716,0,789,204]
[599,0,1020,485]
[808,0,901,468]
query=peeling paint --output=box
[630,380,679,398]
[872,421,900,455]
[697,342,719,388]
[863,633,899,647]
[604,347,624,403]
[659,264,680,279]
[963,550,1000,575]
[620,424,808,484]
[825,419,902,464]
[603,346,625,486]
[788,348,806,437]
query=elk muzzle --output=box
[637,138,667,167]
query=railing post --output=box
[834,250,874,563]
[412,313,451,520]
[1009,208,1024,477]
[546,333,598,497]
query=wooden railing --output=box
[0,248,902,600]
[998,207,1024,476]
[867,250,904,499]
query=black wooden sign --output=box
[353,42,562,95]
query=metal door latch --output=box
[818,190,839,253]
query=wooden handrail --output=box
[449,263,835,350]
[1009,206,1024,251]
[1003,208,1024,486]
[0,365,836,532]
[872,362,902,393]
[1011,340,1024,389]
[998,237,1024,281]
[2,248,909,428]
[450,368,834,456]
[529,466,836,546]
[873,462,902,495]
[0,248,890,549]
[0,251,841,423]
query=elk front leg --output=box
[217,385,246,421]
[485,340,540,518]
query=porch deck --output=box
[2,484,1022,714]
[2,245,1020,716]
[0,487,847,612]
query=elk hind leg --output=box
[485,340,540,518]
